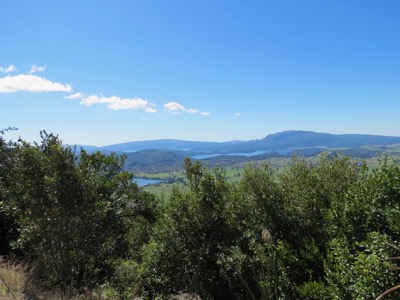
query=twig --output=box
[376,284,400,300]
[0,273,17,300]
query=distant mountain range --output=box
[81,130,400,154]
[75,131,400,173]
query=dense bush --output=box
[139,156,399,299]
[0,132,157,291]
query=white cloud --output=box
[0,74,72,93]
[200,112,210,116]
[68,93,156,112]
[0,65,16,74]
[64,92,84,99]
[107,97,149,111]
[164,102,185,112]
[234,112,241,117]
[164,101,208,116]
[145,107,157,113]
[28,65,47,74]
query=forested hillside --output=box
[1,132,399,299]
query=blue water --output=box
[134,178,165,187]
[191,154,222,160]
[191,149,292,160]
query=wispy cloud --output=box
[64,92,84,99]
[0,65,16,74]
[28,65,47,74]
[234,112,241,117]
[0,74,72,93]
[164,101,209,116]
[65,93,157,112]
[200,112,210,116]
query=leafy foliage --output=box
[1,132,156,290]
[140,155,400,299]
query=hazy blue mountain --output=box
[100,139,244,152]
[259,131,400,149]
[225,131,400,152]
[78,131,400,155]
[75,130,400,173]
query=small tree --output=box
[9,132,150,289]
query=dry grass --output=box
[0,257,29,300]
[0,257,200,299]
[0,257,103,300]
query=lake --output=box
[134,178,166,187]
[191,149,292,160]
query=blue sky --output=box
[1,0,399,146]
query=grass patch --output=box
[0,257,106,300]
[135,170,185,179]
[0,257,29,300]
[143,182,186,196]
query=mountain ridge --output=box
[79,130,400,154]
